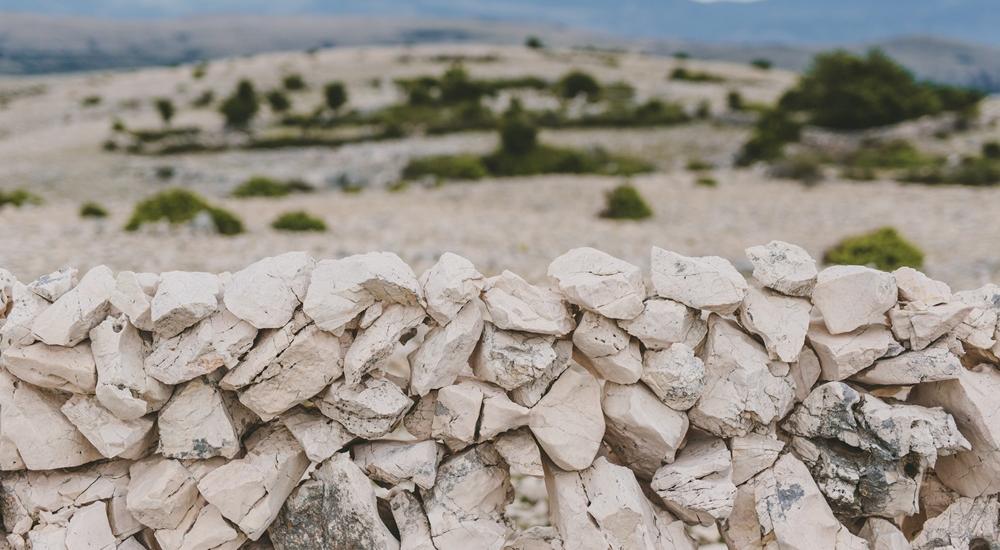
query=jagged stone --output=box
[852,346,962,385]
[2,341,96,394]
[422,444,512,550]
[808,320,898,381]
[640,343,705,410]
[893,266,951,305]
[475,324,564,390]
[154,501,245,550]
[402,393,437,441]
[280,407,354,463]
[482,271,574,336]
[542,459,610,550]
[31,265,114,347]
[889,301,971,350]
[619,298,707,350]
[354,440,440,490]
[157,378,246,459]
[745,240,818,297]
[547,247,644,320]
[812,265,897,334]
[688,317,795,438]
[91,315,171,420]
[571,311,642,384]
[432,382,483,451]
[912,495,1000,550]
[150,271,220,338]
[420,252,485,325]
[146,307,258,385]
[219,311,309,390]
[344,304,425,385]
[789,346,822,402]
[27,268,77,302]
[528,363,604,471]
[509,340,573,408]
[223,252,313,329]
[2,381,102,470]
[389,491,436,550]
[602,381,688,479]
[65,501,116,550]
[409,299,483,396]
[738,286,811,362]
[0,371,25,471]
[127,458,199,530]
[303,252,423,333]
[61,395,155,459]
[318,377,412,439]
[1,282,48,350]
[950,284,1000,356]
[503,526,565,550]
[198,426,309,540]
[650,247,748,314]
[109,271,158,332]
[479,393,530,442]
[858,518,910,550]
[495,429,543,476]
[651,438,735,525]
[730,433,784,485]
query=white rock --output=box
[318,377,412,438]
[546,247,644,320]
[812,265,897,334]
[390,491,436,550]
[280,407,355,463]
[156,378,245,459]
[893,266,951,305]
[688,317,795,437]
[495,429,543,476]
[478,393,531,442]
[858,518,910,550]
[2,381,102,470]
[602,381,688,478]
[27,526,65,550]
[344,304,425,385]
[31,265,114,347]
[2,341,96,394]
[27,267,77,302]
[911,495,1000,550]
[432,383,483,451]
[91,315,171,420]
[219,311,309,390]
[61,395,155,458]
[65,501,116,550]
[127,458,199,529]
[109,271,158,331]
[619,298,706,350]
[239,324,343,420]
[482,271,574,336]
[474,324,566,390]
[789,346,822,402]
[223,251,314,329]
[354,440,440,490]
[739,286,811,362]
[150,271,220,338]
[198,426,309,540]
[580,457,679,549]
[889,301,971,350]
[0,371,25,471]
[409,299,484,396]
[419,252,485,325]
[950,284,1000,353]
[422,444,511,550]
[745,240,818,297]
[528,363,604,471]
[1,282,48,350]
[303,252,423,333]
[650,248,747,314]
[852,346,962,385]
[641,343,706,410]
[808,320,898,381]
[154,501,245,550]
[651,438,736,525]
[542,459,610,550]
[146,307,257,385]
[730,433,784,485]
[572,311,642,384]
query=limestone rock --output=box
[547,247,644,320]
[808,320,898,381]
[858,518,910,550]
[303,252,423,333]
[27,268,77,302]
[911,495,1000,550]
[889,301,971,350]
[812,265,897,334]
[409,299,484,395]
[852,346,962,385]
[318,377,412,439]
[739,286,811,362]
[730,433,784,485]
[950,284,1000,354]
[31,265,114,347]
[482,271,574,336]
[619,298,706,351]
[651,438,736,525]
[508,340,572,408]
[157,378,245,459]
[280,407,354,463]
[344,304,425,385]
[91,315,171,420]
[219,311,309,390]
[475,324,564,390]
[420,252,485,325]
[109,271,158,332]
[223,252,314,329]
[422,444,512,550]
[1,282,48,350]
[432,383,483,451]
[0,371,25,471]
[527,362,604,470]
[494,429,543,476]
[789,346,822,402]
[650,248,747,314]
[893,266,950,305]
[389,491,436,550]
[479,394,531,442]
[127,458,199,530]
[239,325,343,420]
[542,459,610,550]
[154,501,245,550]
[354,440,439,490]
[602,381,688,478]
[147,307,257,385]
[688,317,795,438]
[641,343,706,410]
[198,426,309,540]
[571,311,642,384]
[2,341,96,394]
[2,381,102,470]
[745,240,818,297]
[61,395,155,458]
[65,501,116,550]
[150,271,220,338]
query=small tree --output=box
[324,82,347,113]
[220,80,259,130]
[557,70,601,101]
[726,90,744,111]
[525,36,544,49]
[154,98,175,126]
[499,101,537,156]
[266,90,291,113]
[600,183,652,220]
[751,58,773,70]
[283,74,306,91]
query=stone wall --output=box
[0,244,997,549]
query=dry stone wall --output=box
[0,243,998,550]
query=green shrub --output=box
[283,74,306,91]
[770,153,824,184]
[824,227,924,271]
[902,156,1000,186]
[499,102,538,155]
[670,67,723,83]
[737,108,802,165]
[324,82,348,112]
[557,71,601,101]
[727,90,744,111]
[271,211,327,232]
[751,58,773,70]
[403,155,487,181]
[843,139,940,171]
[483,145,651,177]
[696,177,718,188]
[600,184,652,220]
[232,176,313,197]
[0,189,43,208]
[81,95,101,107]
[266,90,291,113]
[982,141,1000,159]
[154,98,175,126]
[525,36,544,49]
[192,90,214,108]
[80,202,108,218]
[124,189,243,235]
[111,119,126,132]
[155,166,175,180]
[695,100,711,119]
[686,158,713,171]
[841,166,876,181]
[191,62,207,80]
[439,66,484,104]
[673,52,690,60]
[220,80,259,129]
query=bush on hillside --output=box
[736,108,802,165]
[669,67,724,83]
[192,90,214,108]
[600,183,652,220]
[557,71,601,101]
[154,98,175,126]
[283,74,306,91]
[402,155,488,181]
[982,141,1000,159]
[0,189,43,208]
[695,177,718,188]
[324,81,348,112]
[266,90,291,113]
[483,145,651,177]
[125,188,243,235]
[499,102,538,156]
[271,211,327,232]
[824,227,924,271]
[232,176,295,198]
[727,90,744,111]
[525,36,544,49]
[79,202,108,218]
[902,155,1000,186]
[220,80,259,129]
[751,58,773,70]
[769,153,824,184]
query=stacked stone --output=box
[0,243,996,550]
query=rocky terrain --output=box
[1,243,998,548]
